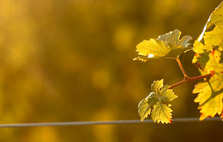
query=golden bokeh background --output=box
[0,0,222,141]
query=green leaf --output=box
[193,1,223,120]
[138,79,177,123]
[134,29,192,61]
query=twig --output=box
[176,57,189,79]
[169,58,214,89]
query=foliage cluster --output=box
[136,1,223,124]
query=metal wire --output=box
[0,117,221,128]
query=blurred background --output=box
[0,0,222,141]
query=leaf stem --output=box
[176,57,189,79]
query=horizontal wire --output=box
[0,117,221,128]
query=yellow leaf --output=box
[193,73,223,120]
[134,29,192,61]
[193,1,223,120]
[151,103,172,124]
[138,80,177,123]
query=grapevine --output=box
[135,1,223,124]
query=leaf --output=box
[206,1,223,30]
[198,1,223,42]
[192,41,213,64]
[134,39,169,61]
[193,1,223,75]
[138,92,158,121]
[134,29,192,61]
[193,40,213,54]
[204,21,223,47]
[138,79,177,124]
[194,49,223,74]
[193,73,223,120]
[193,42,223,121]
[193,1,223,120]
[151,103,173,124]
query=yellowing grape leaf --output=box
[204,21,223,47]
[194,49,223,74]
[138,79,177,123]
[193,50,223,120]
[193,40,213,54]
[134,29,192,62]
[206,1,223,30]
[193,1,223,120]
[198,1,223,43]
[193,73,223,120]
[151,103,173,123]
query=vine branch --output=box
[168,58,214,89]
[169,73,213,89]
[176,57,189,79]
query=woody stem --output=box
[176,57,189,79]
[168,57,215,89]
[169,73,213,89]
